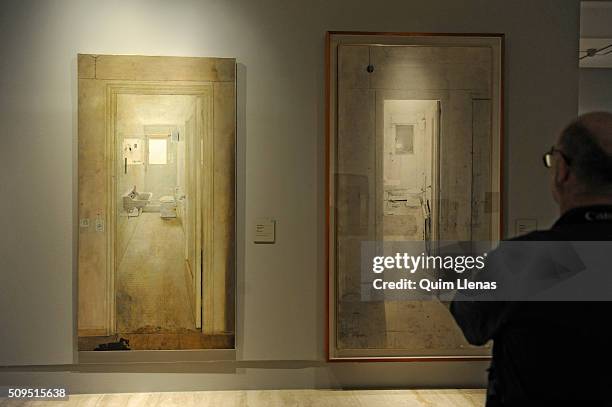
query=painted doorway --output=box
[115,94,203,336]
[381,99,440,244]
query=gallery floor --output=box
[0,389,486,406]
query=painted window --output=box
[148,138,167,165]
[395,124,415,155]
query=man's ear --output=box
[555,156,571,187]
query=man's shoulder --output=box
[507,230,560,242]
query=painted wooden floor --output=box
[80,211,235,350]
[116,213,195,334]
[0,389,486,406]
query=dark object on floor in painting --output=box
[94,337,130,351]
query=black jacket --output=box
[451,205,612,406]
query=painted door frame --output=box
[105,82,213,334]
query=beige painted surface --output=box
[78,54,235,82]
[370,46,492,92]
[77,55,236,346]
[78,79,109,331]
[209,82,236,334]
[333,40,499,357]
[116,213,194,333]
[438,90,475,241]
[0,389,485,407]
[472,100,493,241]
[336,63,381,349]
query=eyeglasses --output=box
[542,146,572,168]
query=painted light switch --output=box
[95,215,105,233]
[254,218,275,243]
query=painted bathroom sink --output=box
[136,192,152,201]
[123,189,152,210]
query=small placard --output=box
[254,218,275,244]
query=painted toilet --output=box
[159,195,177,218]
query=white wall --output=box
[579,69,612,113]
[0,0,579,391]
[579,3,612,115]
[581,1,612,38]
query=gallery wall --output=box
[579,2,612,114]
[579,69,612,113]
[0,0,579,392]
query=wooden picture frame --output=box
[325,32,504,361]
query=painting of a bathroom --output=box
[76,55,235,352]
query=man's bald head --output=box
[558,111,612,195]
